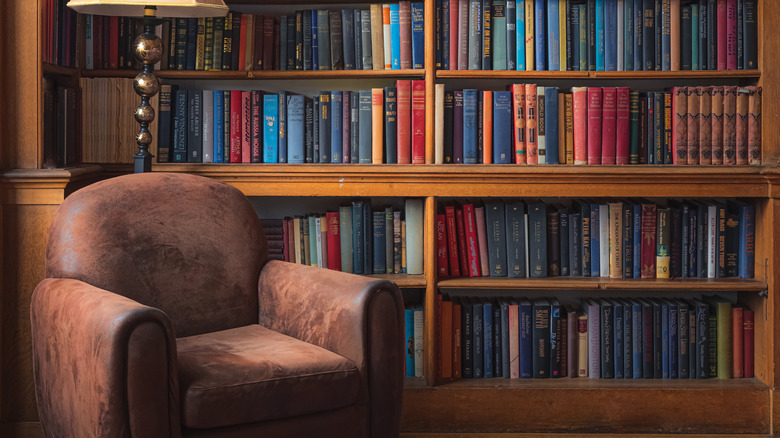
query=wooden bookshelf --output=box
[1,0,779,436]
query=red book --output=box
[726,0,737,70]
[396,80,412,164]
[711,86,725,165]
[640,203,657,279]
[241,91,251,163]
[455,208,469,276]
[732,307,744,378]
[686,87,700,165]
[600,87,617,165]
[482,91,493,164]
[263,16,274,70]
[441,298,453,379]
[436,213,449,276]
[445,206,461,277]
[230,90,243,163]
[735,87,749,165]
[743,309,755,378]
[238,14,248,71]
[452,303,462,379]
[463,204,481,277]
[572,87,588,165]
[434,294,443,380]
[511,84,526,164]
[474,206,489,277]
[747,86,762,165]
[671,87,688,165]
[326,211,341,271]
[723,86,737,165]
[717,0,727,70]
[109,16,119,69]
[411,80,426,164]
[525,83,538,164]
[616,87,630,165]
[250,91,262,163]
[253,15,264,70]
[698,86,712,165]
[587,87,603,165]
[449,0,460,70]
[399,1,412,69]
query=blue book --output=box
[599,300,614,378]
[677,301,689,378]
[342,10,356,70]
[412,3,425,68]
[473,302,484,378]
[185,18,197,70]
[390,3,401,69]
[668,300,678,379]
[528,202,547,278]
[613,300,624,378]
[559,210,569,276]
[287,95,305,163]
[277,91,288,163]
[483,302,493,378]
[590,203,600,277]
[516,0,525,70]
[213,90,224,163]
[354,10,363,70]
[358,90,372,163]
[462,89,478,164]
[317,10,331,71]
[631,301,644,378]
[661,300,670,378]
[519,299,533,377]
[633,0,643,70]
[737,202,755,278]
[534,0,546,70]
[405,309,415,376]
[330,91,343,163]
[506,1,516,69]
[622,301,633,379]
[624,0,634,70]
[570,2,580,70]
[492,91,512,163]
[579,201,591,277]
[633,204,642,278]
[318,92,331,163]
[442,0,450,69]
[493,304,502,377]
[372,211,386,274]
[263,94,279,163]
[544,87,559,164]
[311,11,319,70]
[546,0,560,71]
[501,301,510,378]
[604,0,617,70]
[570,211,581,276]
[549,299,561,377]
[351,200,364,274]
[595,0,605,71]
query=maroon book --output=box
[711,86,725,165]
[698,86,712,165]
[436,213,449,276]
[253,15,264,70]
[641,203,657,279]
[671,87,687,165]
[262,16,274,70]
[723,86,738,165]
[326,211,341,271]
[445,206,461,277]
[747,86,762,165]
[587,87,603,165]
[615,87,630,165]
[463,204,481,277]
[230,89,242,163]
[743,309,755,378]
[686,87,700,165]
[735,87,750,165]
[601,87,617,165]
[456,207,469,277]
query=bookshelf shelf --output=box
[81,68,425,80]
[367,273,426,287]
[434,69,761,80]
[436,277,767,292]
[42,63,79,77]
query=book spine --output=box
[384,88,397,164]
[250,91,262,163]
[412,80,426,164]
[288,95,305,163]
[278,92,288,163]
[641,203,657,278]
[672,87,688,164]
[446,206,462,276]
[511,84,526,163]
[453,90,464,163]
[747,86,761,165]
[601,87,617,164]
[545,87,559,164]
[744,308,754,378]
[361,9,374,70]
[229,89,242,163]
[437,214,449,276]
[723,85,737,165]
[372,88,384,163]
[736,87,749,165]
[412,3,425,68]
[186,90,203,163]
[342,11,355,70]
[525,83,538,163]
[390,3,402,69]
[397,81,412,164]
[587,87,603,165]
[463,89,479,164]
[263,93,279,163]
[529,202,547,277]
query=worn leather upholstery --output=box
[31,172,404,438]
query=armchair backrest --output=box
[45,173,267,337]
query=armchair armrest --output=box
[257,260,404,438]
[31,278,180,438]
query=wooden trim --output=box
[435,70,760,80]
[366,274,426,288]
[437,277,768,292]
[81,68,425,80]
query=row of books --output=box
[42,79,80,168]
[260,199,425,276]
[44,0,78,67]
[157,82,426,164]
[85,3,425,72]
[405,307,425,377]
[434,84,762,165]
[435,0,758,71]
[436,198,755,279]
[437,294,753,379]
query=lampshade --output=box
[66,0,228,18]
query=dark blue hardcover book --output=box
[280,16,288,71]
[677,300,689,378]
[507,0,517,69]
[695,202,707,278]
[350,92,360,163]
[532,298,550,378]
[462,89,478,164]
[519,298,533,377]
[185,18,197,70]
[642,299,655,378]
[295,11,304,70]
[342,10,356,70]
[623,203,634,278]
[372,210,386,274]
[692,298,709,378]
[623,300,633,379]
[661,299,670,378]
[652,299,663,378]
[579,201,591,277]
[383,87,397,163]
[351,200,364,274]
[604,0,617,70]
[528,202,547,278]
[743,0,757,69]
[493,91,512,163]
[493,303,502,377]
[328,11,343,69]
[435,0,442,69]
[363,199,373,275]
[546,0,560,71]
[303,10,313,70]
[405,308,415,376]
[318,92,331,163]
[288,15,298,70]
[317,10,331,71]
[473,301,484,378]
[570,2,580,71]
[485,201,507,276]
[545,87,559,163]
[631,300,644,378]
[483,301,494,378]
[304,97,314,162]
[187,90,202,162]
[588,0,597,70]
[613,299,624,379]
[506,201,527,278]
[172,89,188,163]
[278,91,288,163]
[453,90,464,164]
[570,211,581,276]
[662,2,672,70]
[687,300,697,379]
[646,95,654,164]
[535,0,547,70]
[313,99,320,162]
[669,201,683,278]
[213,90,224,163]
[360,9,373,69]
[633,204,641,278]
[599,299,614,378]
[589,203,600,277]
[642,0,654,70]
[668,300,679,379]
[358,90,372,163]
[737,201,756,278]
[311,10,319,70]
[559,209,569,276]
[287,95,305,163]
[412,3,426,68]
[442,0,450,70]
[264,94,279,163]
[633,0,643,70]
[501,301,510,378]
[461,299,474,378]
[687,202,698,278]
[354,10,363,70]
[595,0,605,71]
[550,299,562,377]
[624,0,634,70]
[330,91,343,163]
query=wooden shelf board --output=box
[437,277,768,291]
[43,63,79,77]
[366,274,426,287]
[401,378,770,434]
[435,70,590,79]
[81,69,424,79]
[435,69,761,79]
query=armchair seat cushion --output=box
[177,324,360,429]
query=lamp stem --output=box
[133,6,161,173]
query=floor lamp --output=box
[66,0,228,173]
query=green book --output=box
[703,295,732,379]
[691,4,699,70]
[492,0,507,70]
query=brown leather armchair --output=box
[31,173,404,438]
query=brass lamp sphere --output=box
[134,72,160,97]
[133,33,163,64]
[135,104,155,123]
[136,130,153,146]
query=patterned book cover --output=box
[723,85,737,165]
[671,87,687,164]
[525,83,538,164]
[640,203,657,279]
[747,86,762,165]
[512,83,527,163]
[735,87,750,165]
[686,87,700,165]
[710,86,724,164]
[698,86,712,165]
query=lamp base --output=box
[134,150,152,173]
